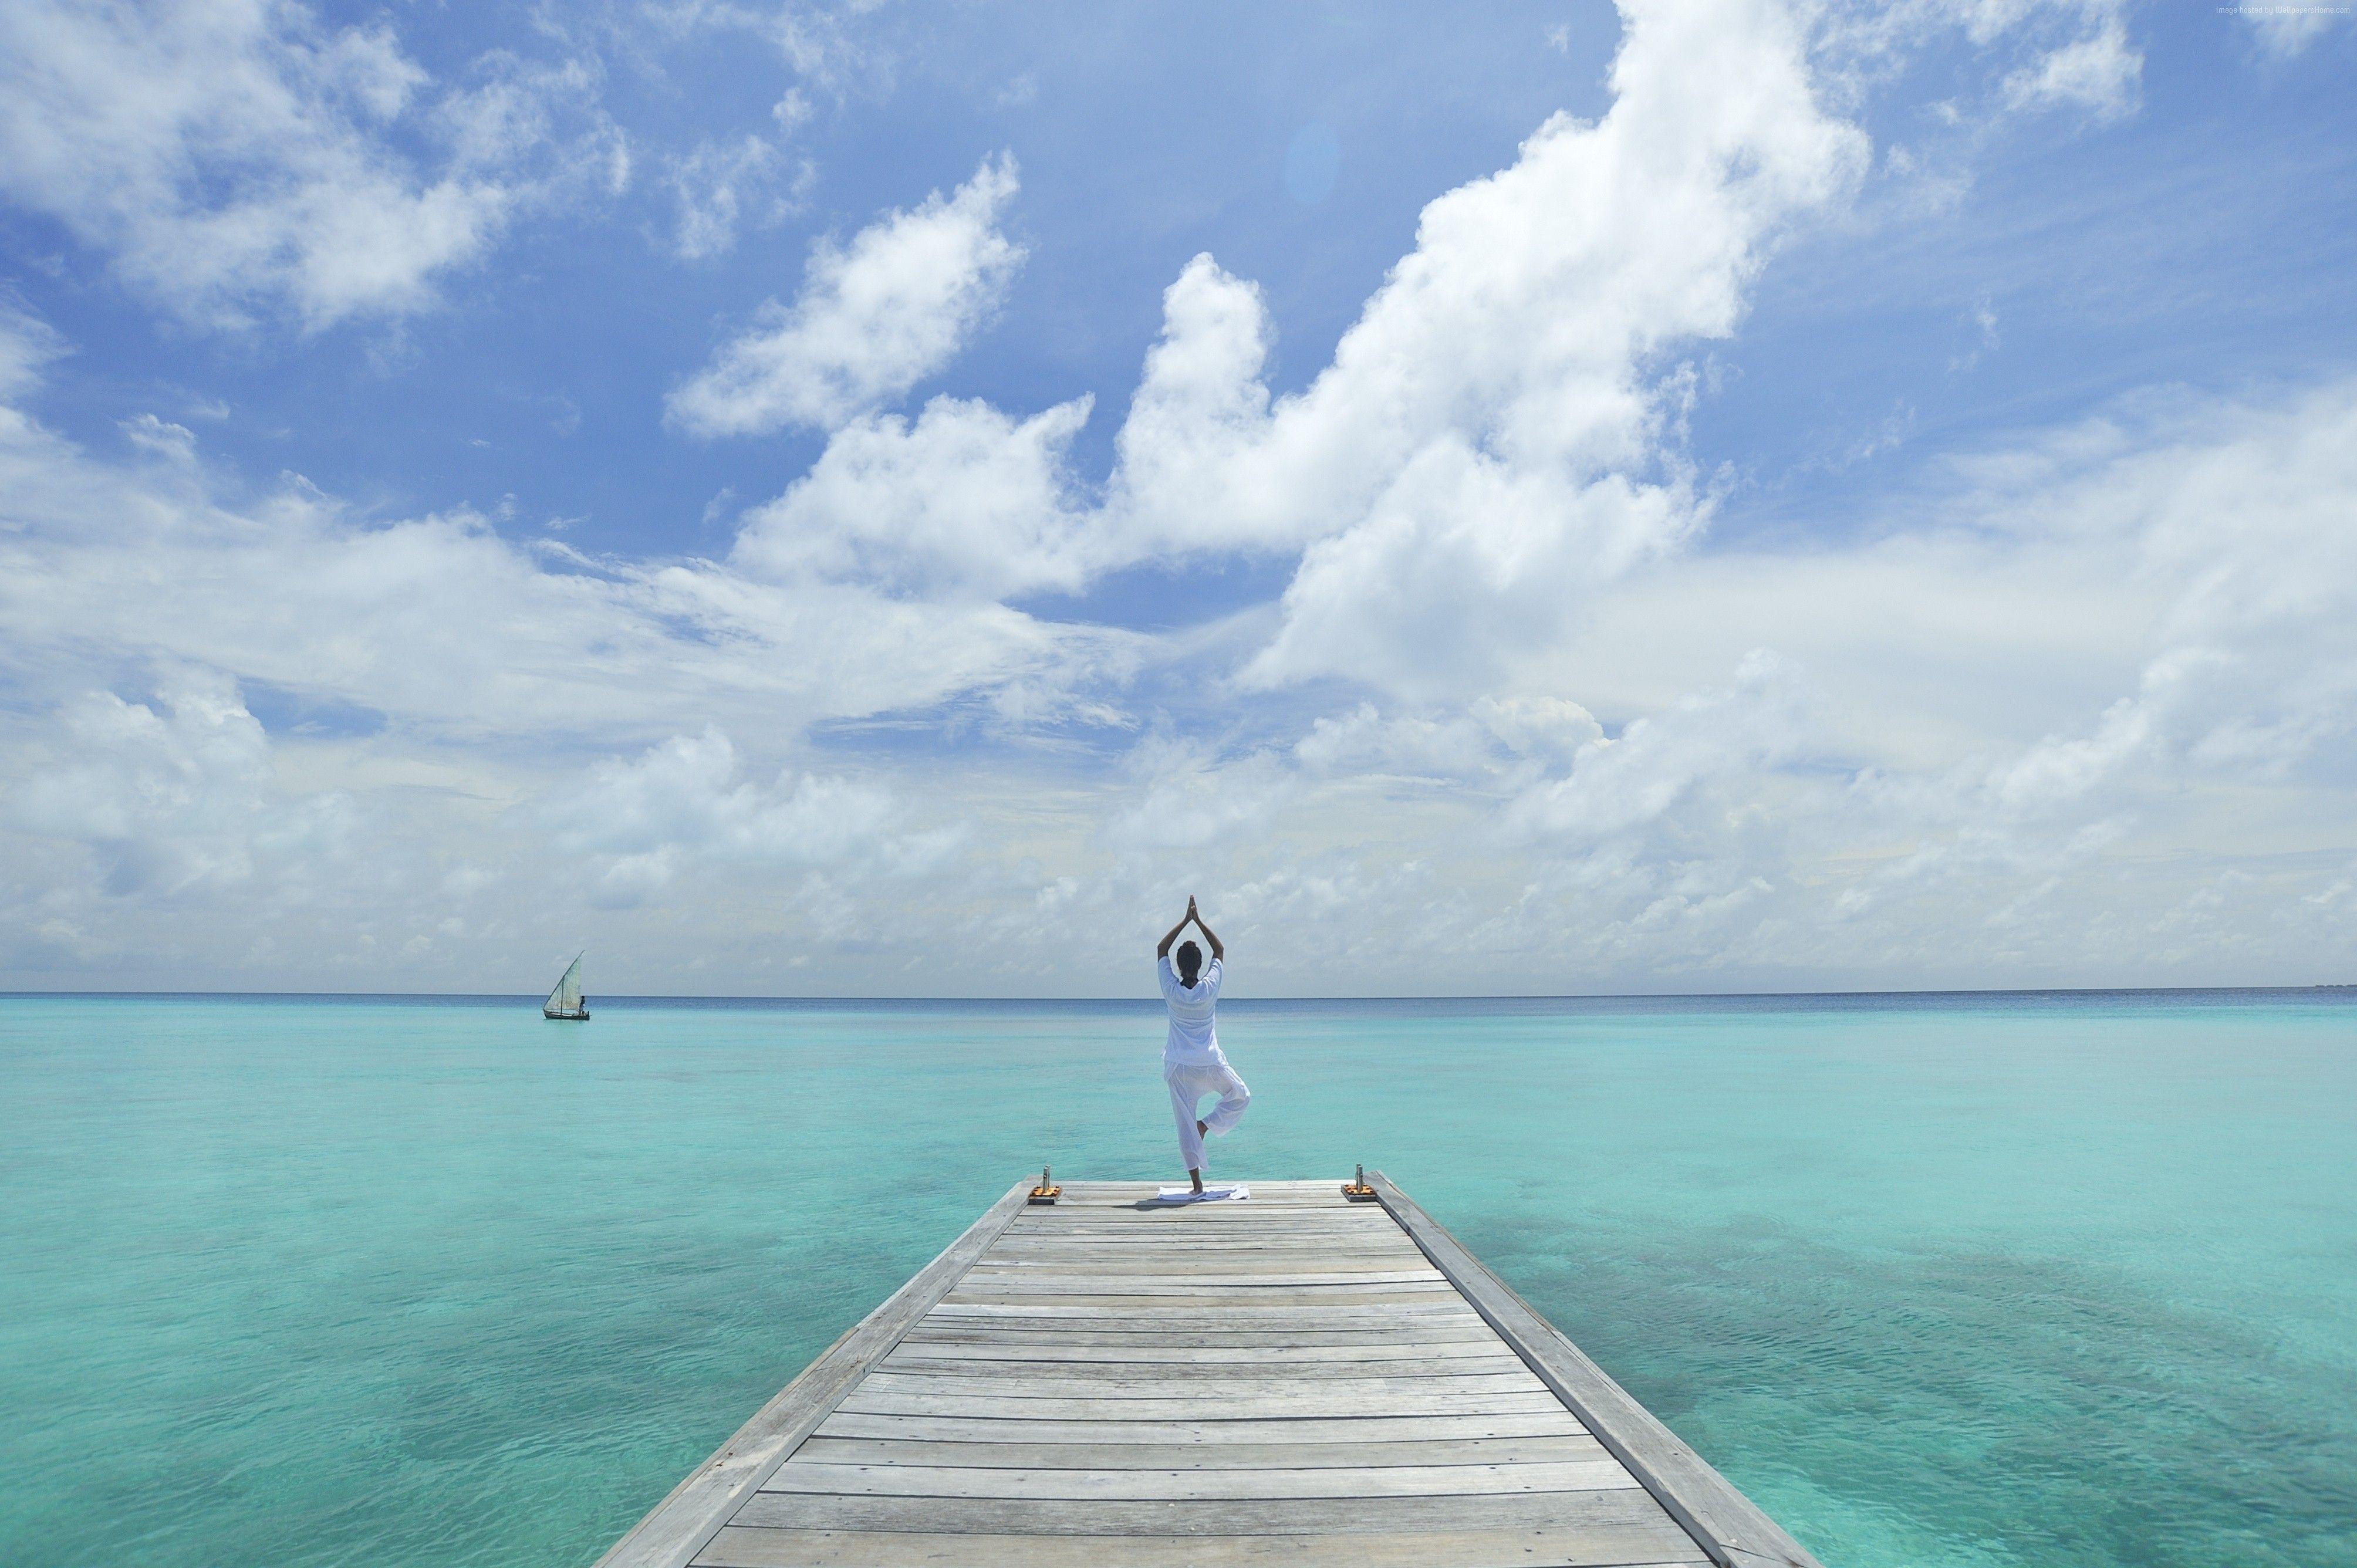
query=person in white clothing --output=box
[1156,895,1248,1194]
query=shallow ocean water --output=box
[2,990,2352,1567]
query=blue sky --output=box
[4,0,2356,995]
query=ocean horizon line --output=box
[5,982,2352,1008]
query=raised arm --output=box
[1187,896,1224,962]
[1156,908,1190,960]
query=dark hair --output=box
[1176,940,1202,981]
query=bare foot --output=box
[1191,1172,1205,1194]
[1196,1118,1208,1137]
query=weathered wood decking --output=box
[595,1176,1822,1568]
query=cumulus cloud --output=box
[9,372,2357,991]
[733,394,1095,597]
[1294,698,1600,783]
[1014,378,2357,992]
[1505,653,1806,846]
[547,727,945,907]
[710,0,1866,692]
[12,0,2357,995]
[9,669,352,898]
[714,0,1865,693]
[0,1,617,330]
[0,306,1125,749]
[1233,0,1862,688]
[667,153,1025,436]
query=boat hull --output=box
[543,1008,590,1020]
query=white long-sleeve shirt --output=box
[1157,954,1225,1067]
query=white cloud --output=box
[2237,4,2345,58]
[1032,379,2357,992]
[0,315,1123,750]
[1291,696,1604,784]
[734,394,1096,597]
[649,1,877,92]
[1103,255,1277,555]
[665,134,806,261]
[1188,0,1862,691]
[9,669,351,898]
[1505,653,1806,846]
[721,0,1866,689]
[2001,17,2142,120]
[0,313,1114,985]
[546,726,937,907]
[667,154,1025,436]
[0,0,617,330]
[8,372,2357,991]
[9,0,2357,995]
[0,299,68,401]
[121,413,198,462]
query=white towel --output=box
[1147,1184,1250,1205]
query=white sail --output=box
[546,952,585,1015]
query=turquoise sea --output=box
[3,991,2353,1567]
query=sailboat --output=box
[543,952,590,1020]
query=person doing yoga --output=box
[1155,897,1249,1194]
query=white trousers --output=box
[1165,1058,1250,1171]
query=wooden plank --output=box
[982,1252,1427,1265]
[592,1179,1033,1568]
[874,1358,1532,1384]
[886,1339,1508,1367]
[914,1312,1488,1332]
[981,1250,1425,1263]
[1006,1215,1390,1227]
[1008,1207,1386,1226]
[811,1411,1594,1445]
[883,1341,1522,1366]
[761,1457,1640,1501]
[724,1488,1676,1537]
[1022,1207,1358,1218]
[891,1320,1499,1330]
[980,1249,1430,1264]
[995,1235,1402,1245]
[700,1525,1708,1567]
[1369,1172,1821,1568]
[995,1225,1412,1235]
[870,1363,1540,1387]
[831,1390,1572,1420]
[941,1288,1458,1307]
[1041,1192,1358,1201]
[852,1370,1552,1399]
[992,1237,1404,1246]
[788,1435,1610,1469]
[996,1230,1403,1244]
[940,1278,1441,1290]
[985,1235,1426,1249]
[927,1293,1472,1308]
[867,1365,1543,1390]
[1011,1201,1379,1212]
[606,1175,1814,1568]
[950,1282,1451,1296]
[970,1263,1431,1275]
[1052,1180,1341,1192]
[896,1326,1510,1349]
[977,1241,1428,1256]
[966,1266,1444,1283]
[966,1254,1423,1263]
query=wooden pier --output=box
[596,1176,1822,1568]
